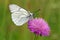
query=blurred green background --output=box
[0,0,60,40]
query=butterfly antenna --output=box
[33,9,40,18]
[33,9,40,13]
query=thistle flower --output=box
[28,18,50,36]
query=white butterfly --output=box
[9,4,33,26]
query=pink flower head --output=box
[28,18,50,36]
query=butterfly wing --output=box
[9,4,32,26]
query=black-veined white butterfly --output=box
[9,4,33,26]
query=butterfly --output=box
[9,4,33,26]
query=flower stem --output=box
[34,34,38,40]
